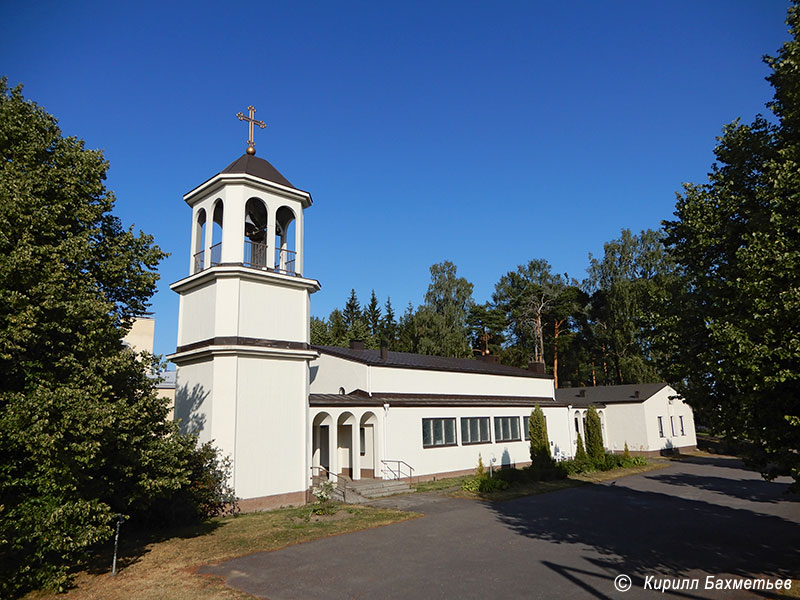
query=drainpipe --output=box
[567,404,574,459]
[383,402,390,479]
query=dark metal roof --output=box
[220,154,296,189]
[555,383,670,406]
[312,345,553,379]
[309,389,558,408]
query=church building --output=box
[168,110,696,510]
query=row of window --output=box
[422,416,531,448]
[657,415,687,438]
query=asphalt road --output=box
[201,456,799,599]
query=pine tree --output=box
[381,297,398,346]
[342,289,362,330]
[328,309,348,346]
[365,290,382,339]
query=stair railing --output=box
[310,465,350,502]
[380,459,415,485]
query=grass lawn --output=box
[24,504,416,600]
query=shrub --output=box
[585,406,605,466]
[529,405,553,471]
[623,441,632,462]
[311,480,337,515]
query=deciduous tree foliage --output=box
[0,80,231,597]
[585,228,674,385]
[660,3,800,489]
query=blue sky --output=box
[2,1,791,359]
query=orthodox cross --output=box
[236,105,267,155]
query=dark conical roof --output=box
[220,154,295,189]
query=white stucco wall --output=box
[177,281,216,346]
[237,280,310,342]
[309,353,368,394]
[311,403,571,480]
[641,386,697,452]
[174,359,214,444]
[234,356,309,499]
[308,353,554,398]
[602,403,650,452]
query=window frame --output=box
[657,416,665,438]
[494,416,522,442]
[461,416,491,445]
[422,417,458,448]
[679,415,686,436]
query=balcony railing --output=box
[244,240,269,268]
[192,250,204,273]
[209,242,222,268]
[275,248,297,275]
[189,242,299,276]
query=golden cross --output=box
[236,105,267,155]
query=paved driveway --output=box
[202,457,799,599]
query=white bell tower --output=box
[169,107,320,506]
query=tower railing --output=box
[275,248,297,275]
[244,240,269,268]
[192,250,204,273]
[209,242,222,267]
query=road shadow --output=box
[487,477,799,584]
[644,471,799,504]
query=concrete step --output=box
[341,478,412,499]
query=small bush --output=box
[311,480,337,515]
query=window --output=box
[670,416,676,437]
[360,427,366,456]
[422,418,456,448]
[461,417,491,444]
[657,416,665,438]
[679,416,686,436]
[523,415,530,440]
[494,417,521,442]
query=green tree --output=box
[574,433,590,470]
[342,289,362,330]
[468,302,506,356]
[584,405,604,465]
[493,259,584,380]
[365,290,382,340]
[585,228,674,385]
[528,405,552,470]
[381,297,398,347]
[415,261,474,357]
[660,3,800,490]
[327,308,348,347]
[0,80,230,597]
[310,316,330,345]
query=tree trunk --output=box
[553,319,564,389]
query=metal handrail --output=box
[192,250,204,273]
[274,248,297,275]
[209,242,222,267]
[310,465,349,498]
[244,240,269,268]
[381,459,415,484]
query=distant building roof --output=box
[312,345,552,379]
[220,154,296,189]
[309,389,556,407]
[147,370,177,389]
[555,382,670,406]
